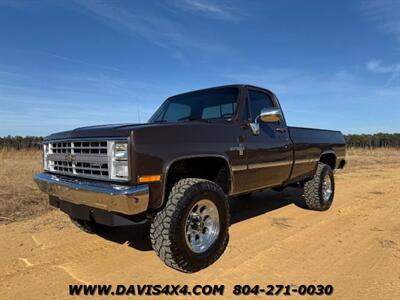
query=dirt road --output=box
[1,160,399,299]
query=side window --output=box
[163,103,191,122]
[248,90,275,122]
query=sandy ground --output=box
[1,159,399,299]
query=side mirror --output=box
[259,107,282,123]
[249,107,282,135]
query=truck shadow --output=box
[230,187,305,224]
[98,222,153,251]
[97,187,306,252]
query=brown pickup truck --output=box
[34,84,346,272]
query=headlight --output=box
[110,141,129,180]
[114,142,128,161]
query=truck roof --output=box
[168,84,276,99]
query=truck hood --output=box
[44,121,218,141]
[44,123,151,141]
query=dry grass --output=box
[0,147,399,223]
[0,149,49,222]
[345,147,400,169]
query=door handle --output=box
[275,127,286,133]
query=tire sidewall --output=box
[172,185,229,268]
[318,165,335,210]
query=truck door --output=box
[242,88,293,192]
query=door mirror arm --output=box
[249,122,260,135]
[241,120,260,135]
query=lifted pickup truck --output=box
[34,84,346,272]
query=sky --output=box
[0,0,399,136]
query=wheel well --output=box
[165,157,231,200]
[338,159,346,169]
[320,153,336,169]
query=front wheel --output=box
[302,162,335,211]
[150,178,229,273]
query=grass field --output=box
[1,147,400,299]
[1,148,399,222]
[0,149,48,222]
[346,147,400,168]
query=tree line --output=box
[345,133,400,148]
[0,136,43,150]
[0,133,399,150]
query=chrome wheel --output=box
[322,174,332,202]
[185,199,220,254]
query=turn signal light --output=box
[138,175,161,183]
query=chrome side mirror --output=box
[250,107,282,135]
[259,107,282,123]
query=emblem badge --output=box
[65,153,76,162]
[229,143,245,156]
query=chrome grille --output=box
[50,141,108,154]
[44,140,111,180]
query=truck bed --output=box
[289,126,346,145]
[287,126,346,182]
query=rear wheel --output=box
[150,178,229,273]
[303,162,335,211]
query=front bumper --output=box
[34,172,149,215]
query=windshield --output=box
[148,87,238,123]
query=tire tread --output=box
[303,163,334,211]
[150,178,229,272]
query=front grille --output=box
[44,140,112,181]
[50,141,108,154]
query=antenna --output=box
[137,103,141,123]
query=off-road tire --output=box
[70,217,109,234]
[303,162,335,211]
[150,178,229,273]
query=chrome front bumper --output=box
[34,172,149,215]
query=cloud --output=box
[75,0,182,49]
[171,0,238,21]
[366,60,400,86]
[73,0,223,58]
[43,52,121,72]
[366,60,400,73]
[0,0,27,8]
[362,0,400,43]
[0,45,122,73]
[0,64,173,135]
[224,68,361,98]
[223,66,400,133]
[72,0,233,60]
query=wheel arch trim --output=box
[319,150,337,169]
[161,154,234,205]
